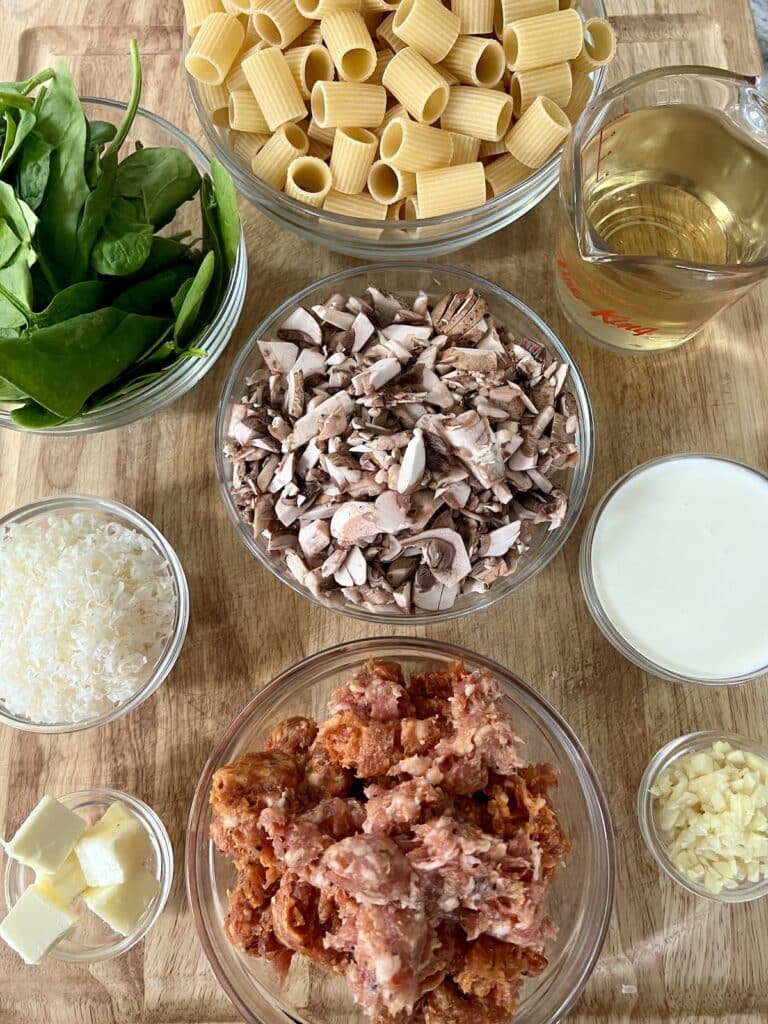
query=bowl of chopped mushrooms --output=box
[216,264,593,622]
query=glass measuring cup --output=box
[554,66,768,354]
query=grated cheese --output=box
[0,513,176,724]
[651,741,768,894]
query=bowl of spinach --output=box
[0,41,247,433]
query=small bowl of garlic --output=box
[638,732,768,903]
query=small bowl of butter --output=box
[0,788,173,964]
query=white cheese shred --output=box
[651,741,768,894]
[0,512,177,724]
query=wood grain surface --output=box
[0,1,766,1022]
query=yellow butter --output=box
[3,795,86,875]
[75,802,153,887]
[82,865,160,936]
[36,851,88,906]
[0,883,78,964]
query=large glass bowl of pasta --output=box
[215,263,594,624]
[186,637,615,1024]
[184,0,613,258]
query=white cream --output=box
[590,456,768,679]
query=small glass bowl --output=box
[3,787,174,962]
[215,262,593,624]
[0,99,247,436]
[186,1,609,259]
[579,453,768,685]
[637,731,768,904]
[0,495,189,733]
[186,637,615,1024]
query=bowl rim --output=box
[0,97,247,436]
[2,786,174,963]
[214,261,594,624]
[0,494,190,733]
[185,635,616,1024]
[637,730,768,903]
[579,452,768,686]
[185,0,609,237]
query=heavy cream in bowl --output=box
[581,454,768,683]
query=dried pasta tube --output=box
[511,61,571,117]
[230,129,270,163]
[367,159,416,203]
[448,131,480,165]
[499,0,557,24]
[296,0,363,17]
[416,161,486,217]
[300,22,324,43]
[382,47,449,124]
[392,0,461,64]
[228,88,271,132]
[504,94,570,166]
[308,137,332,159]
[387,197,408,219]
[311,80,387,127]
[404,195,420,218]
[323,188,388,218]
[441,86,513,141]
[572,18,617,74]
[285,155,333,205]
[330,126,378,192]
[225,62,249,90]
[503,9,583,71]
[251,122,309,187]
[198,81,230,126]
[252,0,311,46]
[184,0,224,37]
[441,37,505,88]
[563,70,593,122]
[376,13,405,51]
[242,47,307,129]
[478,136,508,157]
[308,118,337,146]
[484,151,530,195]
[284,44,335,98]
[380,117,454,171]
[185,12,245,84]
[221,0,251,13]
[362,0,400,11]
[451,0,494,35]
[369,48,394,85]
[321,10,377,81]
[378,102,410,135]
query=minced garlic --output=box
[651,741,768,894]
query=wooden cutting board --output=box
[0,1,765,1022]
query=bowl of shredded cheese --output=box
[638,731,768,903]
[0,495,189,733]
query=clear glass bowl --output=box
[215,262,593,624]
[3,787,174,962]
[637,731,768,904]
[579,453,768,685]
[0,99,247,436]
[186,2,608,259]
[0,495,189,733]
[185,637,615,1024]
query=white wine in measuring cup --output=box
[555,69,768,354]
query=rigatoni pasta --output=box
[503,9,584,71]
[330,127,378,192]
[392,0,461,64]
[242,47,306,129]
[441,86,513,141]
[504,93,570,167]
[382,47,449,124]
[185,12,245,84]
[185,0,616,217]
[321,10,377,81]
[416,161,485,217]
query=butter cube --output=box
[0,884,78,964]
[75,802,152,887]
[36,852,88,906]
[82,866,160,936]
[3,795,86,875]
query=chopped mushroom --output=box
[225,286,579,614]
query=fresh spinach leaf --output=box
[115,147,201,229]
[0,307,170,417]
[32,280,108,327]
[10,400,68,428]
[0,69,55,96]
[102,41,142,163]
[173,250,214,345]
[113,263,194,316]
[171,278,193,317]
[77,148,118,271]
[91,197,153,276]
[88,120,117,148]
[16,132,53,211]
[0,182,36,328]
[0,221,20,267]
[209,158,239,271]
[122,236,197,280]
[0,377,27,402]
[0,107,37,175]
